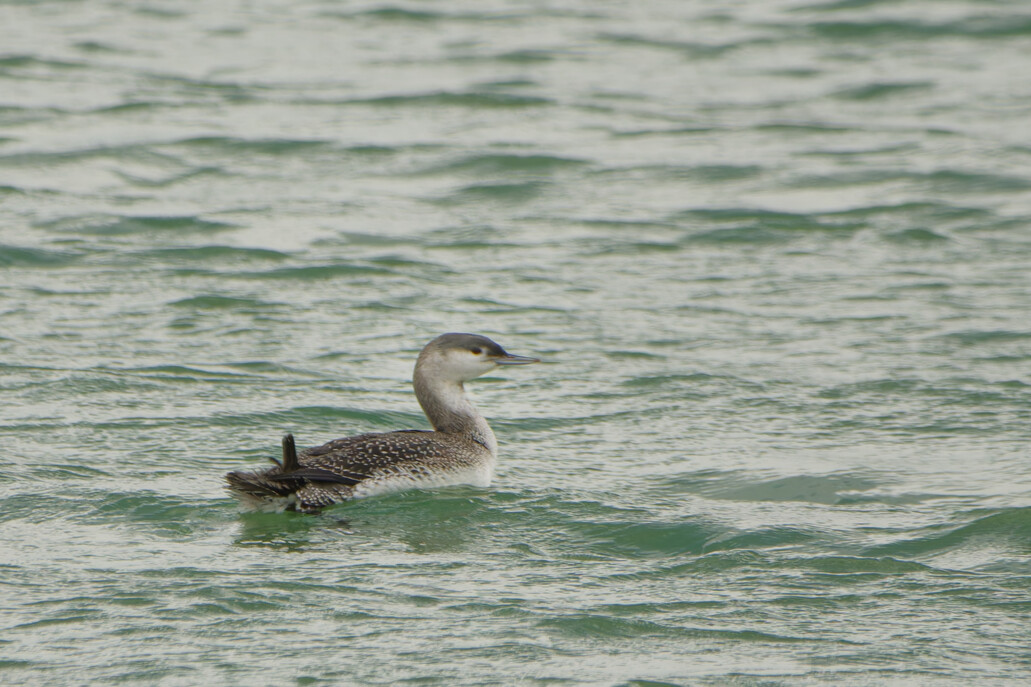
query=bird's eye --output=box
[470,347,483,355]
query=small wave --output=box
[170,136,335,155]
[214,405,425,431]
[539,613,813,643]
[347,7,459,22]
[592,163,763,184]
[599,33,744,59]
[667,163,765,182]
[83,491,229,540]
[0,55,85,71]
[605,551,772,582]
[681,226,790,245]
[28,371,168,399]
[580,519,717,558]
[94,492,200,519]
[825,201,993,222]
[346,91,553,109]
[116,364,260,380]
[864,507,1031,560]
[31,463,112,480]
[36,214,236,236]
[799,0,905,11]
[415,153,587,176]
[494,49,558,63]
[0,244,82,267]
[609,125,719,138]
[919,170,1031,194]
[72,40,128,55]
[169,294,283,311]
[480,493,723,559]
[439,181,545,205]
[675,208,862,244]
[832,81,934,101]
[89,101,183,115]
[136,245,289,263]
[704,526,823,553]
[323,6,509,23]
[884,228,950,243]
[939,330,1031,346]
[0,493,86,523]
[114,165,225,188]
[756,121,855,134]
[0,143,180,166]
[804,16,1031,40]
[708,474,882,505]
[537,614,688,639]
[237,263,395,280]
[781,555,935,575]
[12,613,103,631]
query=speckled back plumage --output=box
[226,430,492,513]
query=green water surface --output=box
[2,1,1031,685]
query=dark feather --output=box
[225,470,294,498]
[282,433,299,472]
[270,467,366,486]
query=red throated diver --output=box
[225,333,540,513]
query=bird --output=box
[224,333,540,513]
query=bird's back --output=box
[225,429,494,513]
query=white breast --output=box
[350,460,495,499]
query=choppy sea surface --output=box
[2,1,1031,684]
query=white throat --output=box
[413,368,498,457]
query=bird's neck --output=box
[413,371,497,456]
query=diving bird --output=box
[225,333,540,513]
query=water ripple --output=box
[2,0,1030,684]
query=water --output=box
[2,0,1031,684]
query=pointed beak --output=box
[495,352,541,365]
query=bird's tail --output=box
[224,469,295,504]
[225,434,364,512]
[224,434,301,508]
